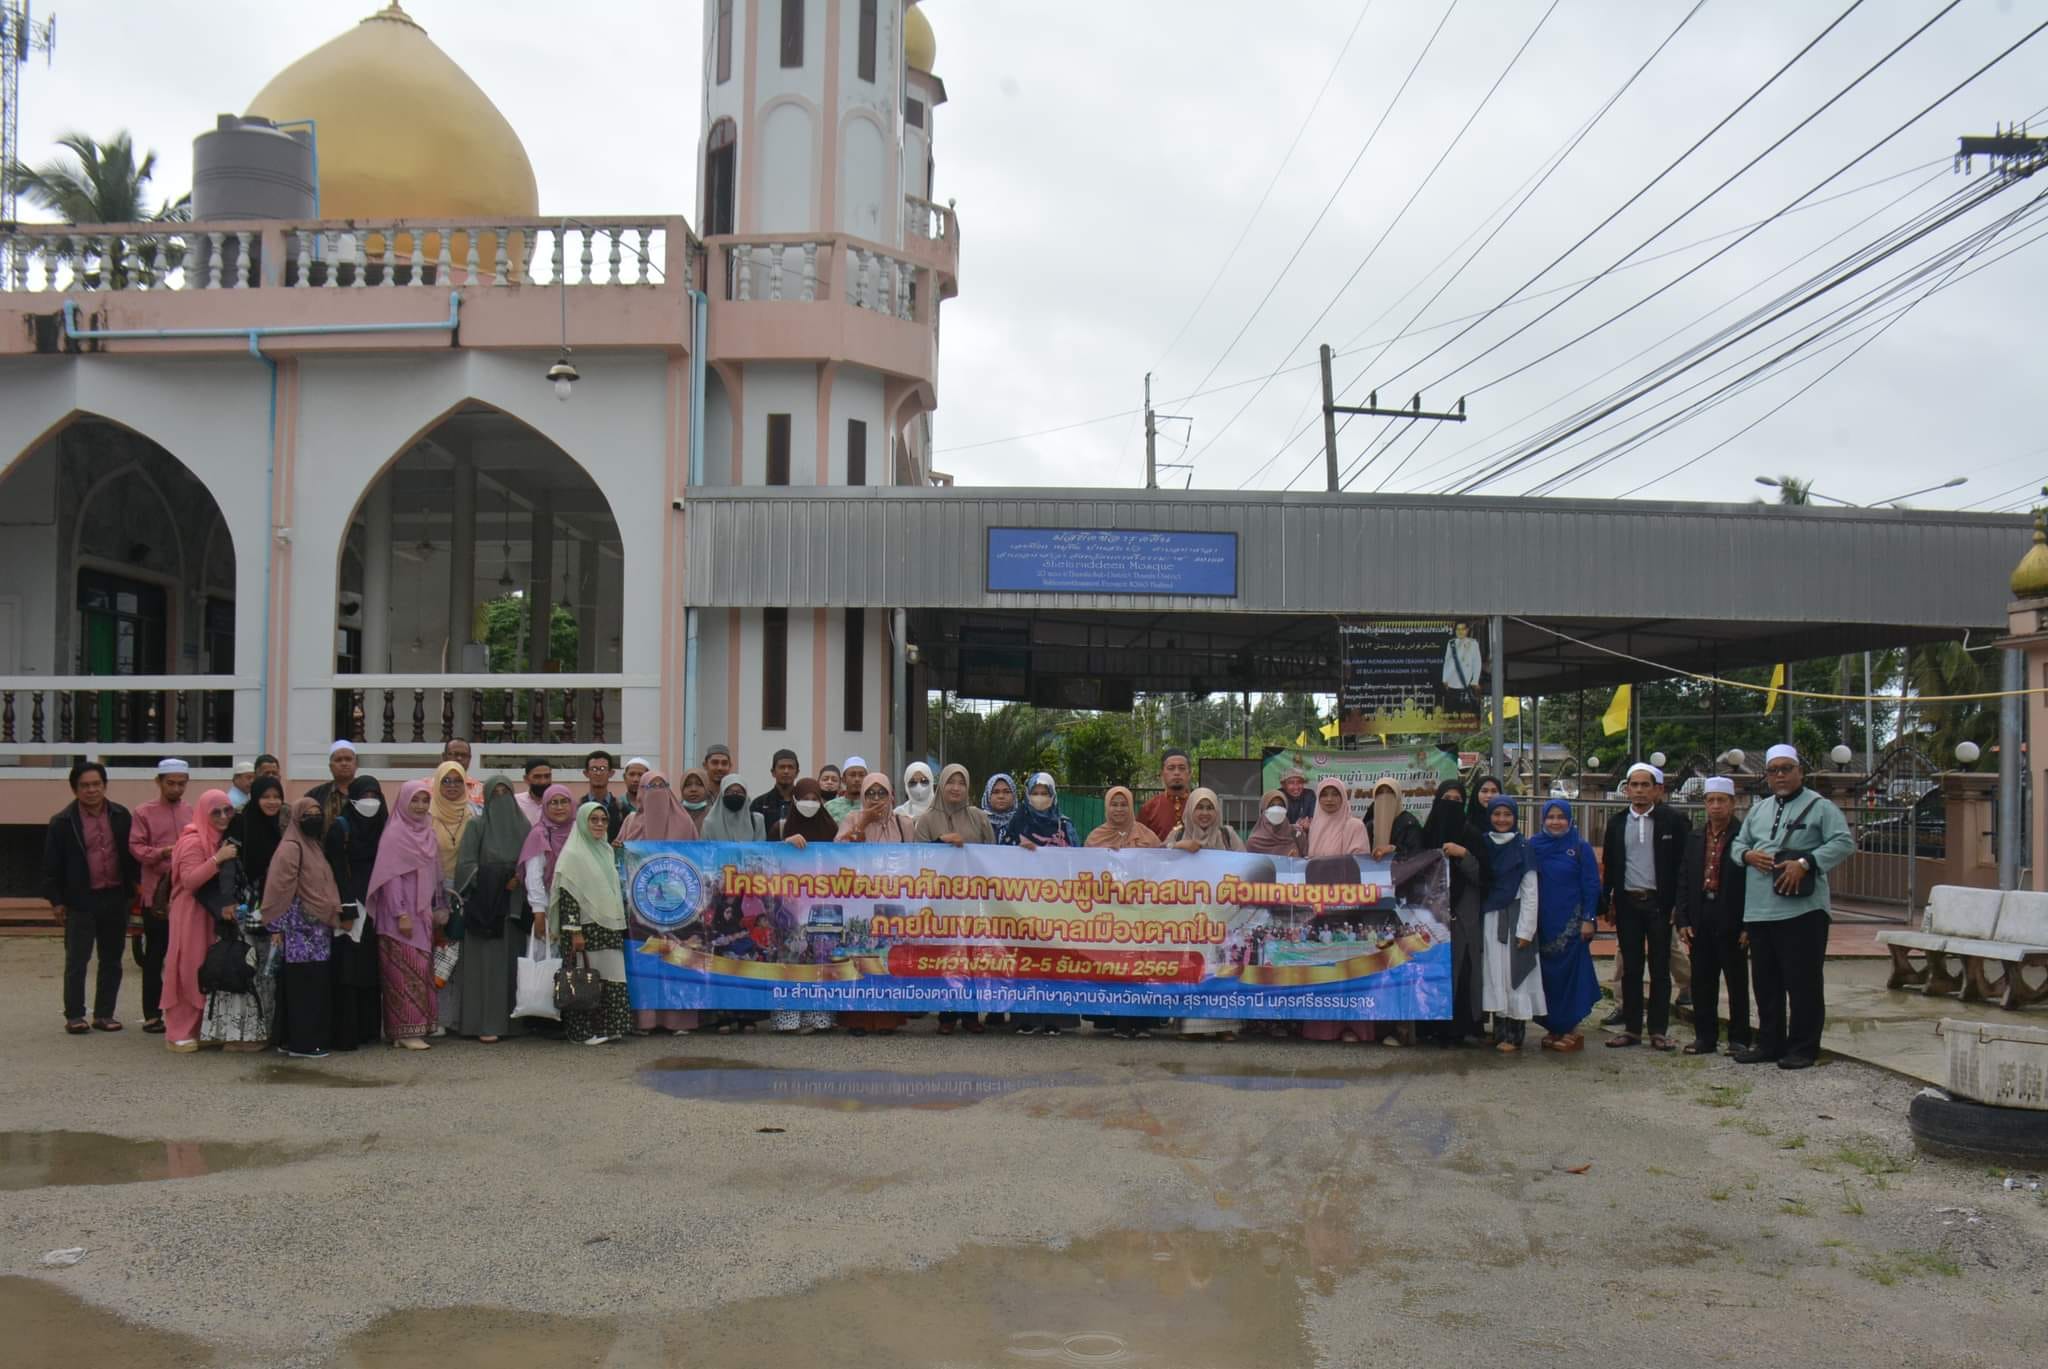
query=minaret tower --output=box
[695,0,958,775]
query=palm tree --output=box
[6,130,190,224]
[1772,475,1813,506]
[5,131,192,289]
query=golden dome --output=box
[246,2,539,220]
[905,3,937,73]
[2011,506,2048,598]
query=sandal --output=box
[142,1018,166,1034]
[65,1019,90,1035]
[1605,1033,1640,1049]
[92,1018,123,1032]
[1495,1040,1519,1054]
[1649,1035,1677,1052]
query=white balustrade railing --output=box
[329,673,631,750]
[0,219,677,292]
[726,240,822,302]
[0,675,249,759]
[902,195,955,244]
[717,237,919,321]
[841,244,917,320]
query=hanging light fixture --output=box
[548,221,578,401]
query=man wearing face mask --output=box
[516,758,554,825]
[750,749,802,834]
[1137,750,1193,841]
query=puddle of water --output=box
[639,1057,1105,1111]
[0,1130,337,1190]
[332,1219,1370,1368]
[1,1276,216,1367]
[244,1064,394,1089]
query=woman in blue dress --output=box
[1528,798,1601,1054]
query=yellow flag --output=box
[1763,664,1785,715]
[1601,685,1631,737]
[1295,731,1308,748]
[1319,719,1341,741]
[1502,695,1521,720]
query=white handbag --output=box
[513,930,562,1021]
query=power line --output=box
[1147,0,1377,374]
[1178,0,1461,406]
[1188,0,1561,479]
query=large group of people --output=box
[41,737,1852,1069]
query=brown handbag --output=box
[554,947,602,1013]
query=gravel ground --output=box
[1,938,2044,1368]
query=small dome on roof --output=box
[905,3,936,73]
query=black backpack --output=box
[198,926,257,996]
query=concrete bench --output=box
[1960,893,2048,1010]
[1879,887,2048,1009]
[1879,886,2003,996]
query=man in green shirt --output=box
[1728,744,1855,1070]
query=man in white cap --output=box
[228,758,257,811]
[1731,745,1854,1070]
[307,740,360,812]
[125,758,193,1033]
[827,756,869,822]
[621,758,652,813]
[1676,776,1751,1055]
[1599,761,1688,1050]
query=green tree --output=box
[1059,714,1142,787]
[6,130,191,224]
[931,700,1065,783]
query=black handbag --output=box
[554,948,602,1013]
[198,925,258,996]
[1770,796,1823,899]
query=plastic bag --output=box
[432,942,460,990]
[513,931,561,1021]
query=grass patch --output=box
[1696,1082,1752,1109]
[1778,1134,1807,1151]
[1859,1249,1961,1284]
[1743,1178,1759,1192]
[1840,1184,1865,1217]
[1645,1165,1673,1177]
[1759,1226,1779,1240]
[1779,1200,1814,1218]
[1821,1238,1847,1249]
[1708,1187,1731,1202]
[1736,1119,1774,1138]
[1834,1141,1908,1176]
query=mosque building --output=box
[0,0,958,850]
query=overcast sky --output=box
[17,0,2047,507]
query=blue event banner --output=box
[620,840,1450,1021]
[985,527,1239,597]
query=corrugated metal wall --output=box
[682,487,2026,627]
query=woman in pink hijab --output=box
[619,772,701,1036]
[365,779,447,1049]
[518,784,579,928]
[1299,779,1375,1044]
[163,789,238,1052]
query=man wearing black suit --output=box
[1676,776,1752,1056]
[1601,762,1689,1049]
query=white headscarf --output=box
[895,761,936,820]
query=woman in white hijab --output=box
[894,761,936,821]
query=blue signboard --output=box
[986,527,1238,597]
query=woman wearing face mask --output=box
[324,775,388,1051]
[550,802,635,1046]
[701,775,767,842]
[1001,773,1081,1035]
[263,798,342,1057]
[1170,788,1245,1042]
[1246,788,1304,857]
[616,772,703,1035]
[204,777,285,1052]
[766,778,837,1036]
[981,772,1020,844]
[895,761,936,822]
[677,768,713,821]
[833,775,914,1035]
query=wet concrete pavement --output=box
[2,939,2044,1368]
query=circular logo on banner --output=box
[630,855,707,930]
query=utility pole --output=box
[1,3,59,235]
[1318,342,1466,493]
[1142,372,1193,489]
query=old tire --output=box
[1908,1090,2048,1166]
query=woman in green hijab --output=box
[452,775,531,1042]
[548,800,633,1045]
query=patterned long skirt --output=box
[379,940,437,1041]
[563,924,632,1043]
